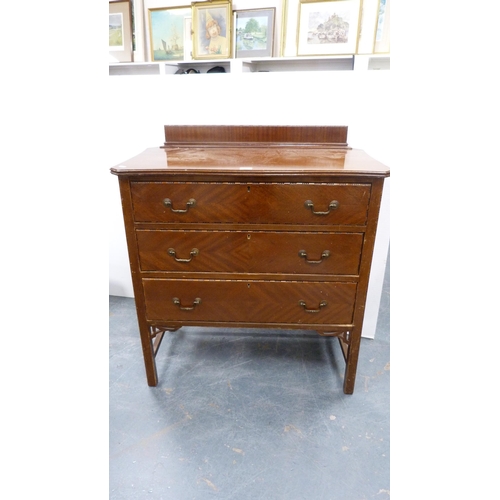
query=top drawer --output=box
[130,182,371,225]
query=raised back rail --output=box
[163,125,349,149]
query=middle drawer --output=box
[136,230,363,275]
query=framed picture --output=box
[297,0,361,56]
[192,1,232,59]
[184,16,193,60]
[148,6,191,62]
[109,1,133,62]
[234,9,275,58]
[374,0,390,53]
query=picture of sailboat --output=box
[150,7,189,61]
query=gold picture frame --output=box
[192,1,232,59]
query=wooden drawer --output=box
[143,279,356,325]
[136,229,363,275]
[130,182,370,225]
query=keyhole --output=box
[247,186,251,192]
[247,234,251,240]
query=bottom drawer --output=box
[143,279,356,325]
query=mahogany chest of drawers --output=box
[111,125,390,394]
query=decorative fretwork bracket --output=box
[317,330,352,361]
[149,326,176,339]
[149,326,179,355]
[317,330,351,344]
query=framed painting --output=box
[109,1,133,62]
[234,8,275,58]
[192,1,232,59]
[148,6,191,62]
[374,0,390,53]
[297,0,361,56]
[184,16,193,60]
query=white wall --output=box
[107,69,391,337]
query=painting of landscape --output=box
[298,0,360,55]
[109,13,124,50]
[304,5,352,45]
[234,9,275,58]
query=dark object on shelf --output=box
[175,68,200,74]
[207,66,226,73]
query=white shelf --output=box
[109,62,162,76]
[109,55,390,76]
[243,56,355,72]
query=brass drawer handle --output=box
[298,300,327,313]
[172,297,201,311]
[304,200,339,215]
[163,198,196,213]
[298,249,330,264]
[168,248,199,263]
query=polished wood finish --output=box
[130,182,370,224]
[111,125,390,394]
[163,125,349,148]
[136,230,363,275]
[143,280,357,325]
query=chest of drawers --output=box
[111,125,389,394]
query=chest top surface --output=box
[110,125,390,179]
[111,146,390,177]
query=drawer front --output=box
[143,279,356,325]
[136,230,363,275]
[130,182,370,225]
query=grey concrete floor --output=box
[109,254,389,500]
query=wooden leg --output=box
[342,329,361,395]
[138,324,158,387]
[319,330,360,394]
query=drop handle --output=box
[168,248,199,263]
[172,297,201,311]
[298,300,327,313]
[298,249,330,264]
[163,198,196,213]
[304,200,339,215]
